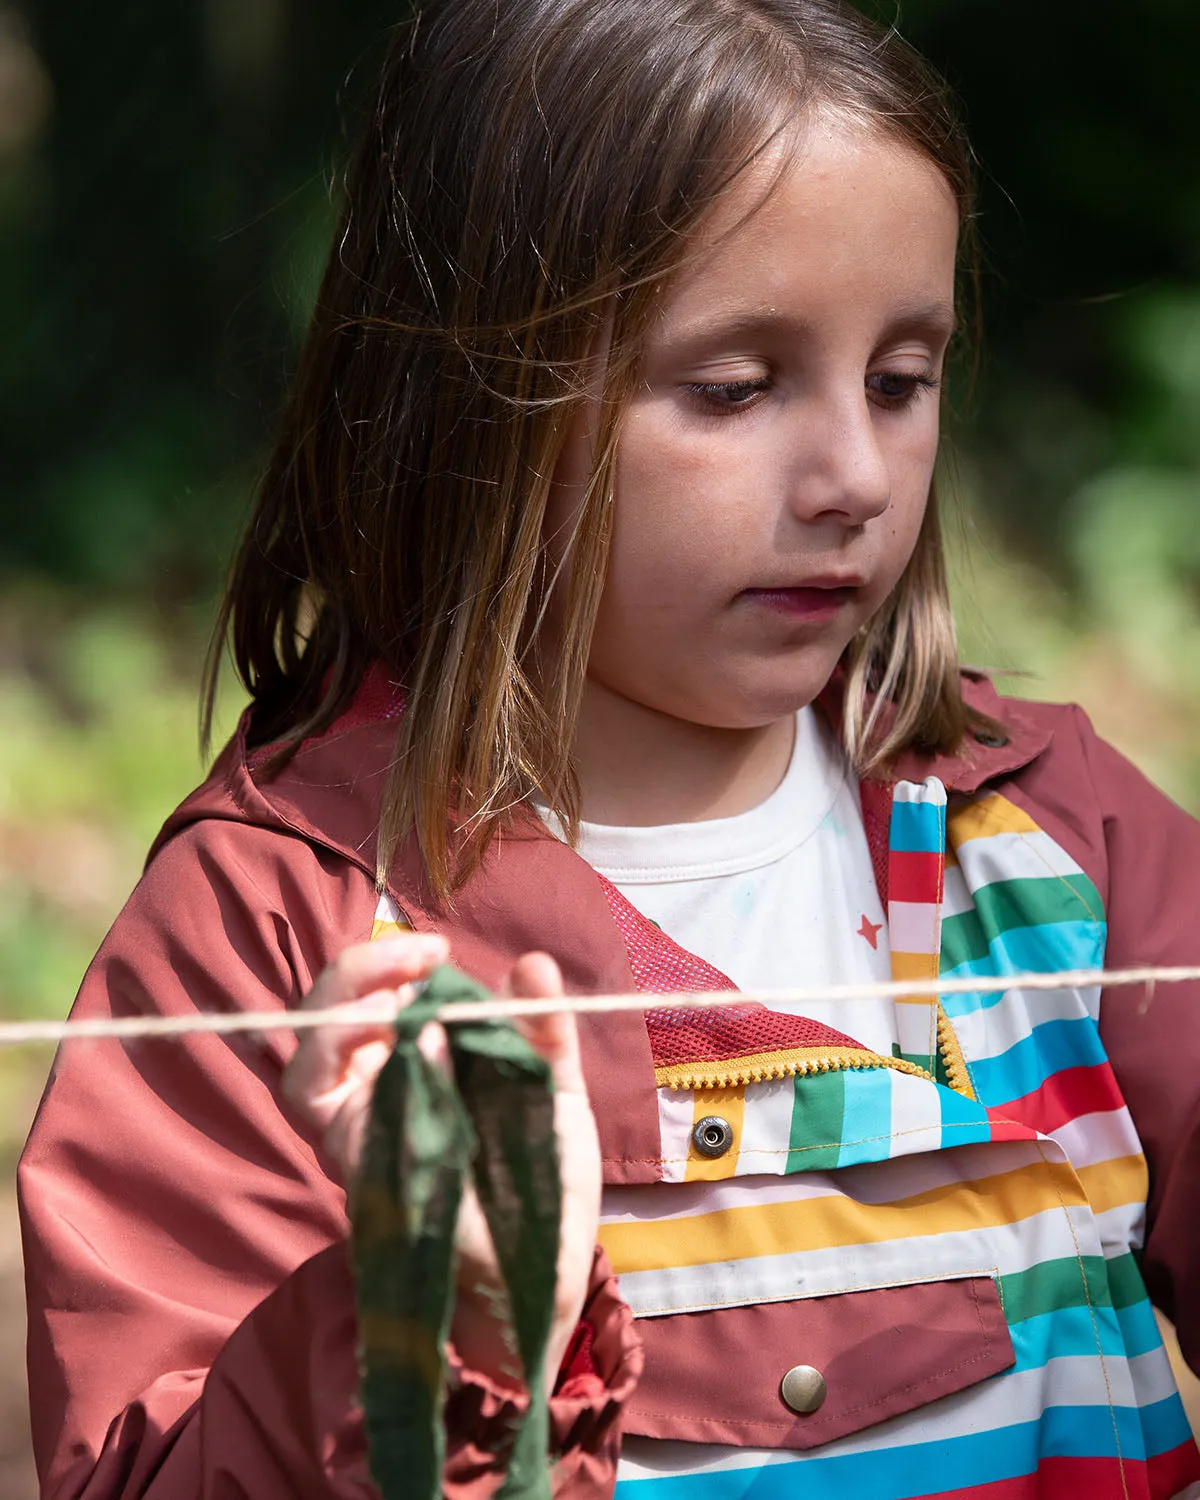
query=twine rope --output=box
[0,963,1193,1047]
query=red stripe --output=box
[922,1443,1200,1499]
[986,1062,1125,1136]
[889,849,944,904]
[925,1454,1142,1500]
[1147,1437,1200,1498]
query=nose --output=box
[784,393,892,528]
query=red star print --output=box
[857,914,883,950]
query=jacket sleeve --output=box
[19,817,639,1499]
[1079,711,1200,1374]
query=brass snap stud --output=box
[780,1364,827,1415]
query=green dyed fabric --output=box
[349,965,561,1500]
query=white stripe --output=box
[735,1077,798,1177]
[888,900,941,954]
[603,1174,836,1226]
[611,1200,1090,1318]
[954,828,1098,894]
[942,862,980,921]
[893,777,947,807]
[656,1089,697,1184]
[1050,1106,1141,1173]
[374,891,402,923]
[604,1136,1062,1228]
[952,826,1090,884]
[1093,1195,1147,1256]
[949,986,1092,1061]
[888,1068,946,1155]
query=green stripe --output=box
[998,1251,1146,1326]
[787,1069,845,1172]
[1105,1249,1150,1311]
[941,873,1101,965]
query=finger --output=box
[282,991,399,1109]
[297,931,450,1013]
[416,1018,451,1071]
[508,952,588,1096]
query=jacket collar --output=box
[155,666,1053,884]
[818,669,1052,795]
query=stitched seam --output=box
[1015,827,1103,925]
[624,1268,1000,1317]
[630,1330,1000,1433]
[926,799,946,1066]
[1035,1138,1129,1500]
[642,1116,1011,1166]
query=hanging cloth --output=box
[350,965,562,1500]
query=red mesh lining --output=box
[598,876,868,1067]
[598,875,738,998]
[860,778,892,909]
[644,1003,869,1068]
[324,662,404,736]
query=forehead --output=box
[653,113,960,342]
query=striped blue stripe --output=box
[940,921,1107,1015]
[889,799,944,853]
[968,1016,1108,1104]
[837,1068,894,1166]
[1114,1295,1170,1361]
[1139,1391,1198,1460]
[936,1080,995,1149]
[616,1404,1148,1500]
[1009,1303,1131,1371]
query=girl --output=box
[19,0,1200,1496]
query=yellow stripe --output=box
[947,792,1040,846]
[1077,1154,1148,1216]
[890,950,940,984]
[685,1088,745,1181]
[598,1156,1087,1275]
[371,917,412,942]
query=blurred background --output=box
[1,0,1198,1490]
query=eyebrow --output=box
[659,300,960,351]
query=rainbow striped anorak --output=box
[600,777,1200,1500]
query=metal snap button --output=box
[973,729,1010,748]
[691,1115,734,1158]
[780,1364,827,1414]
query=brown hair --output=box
[204,0,987,899]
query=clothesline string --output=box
[0,962,1193,1047]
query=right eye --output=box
[684,378,771,413]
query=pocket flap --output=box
[623,1275,1014,1451]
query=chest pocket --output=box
[598,1027,1104,1455]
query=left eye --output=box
[685,378,770,411]
[867,371,940,409]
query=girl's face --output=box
[551,113,960,735]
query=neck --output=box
[570,680,797,827]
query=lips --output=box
[742,579,863,620]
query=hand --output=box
[446,952,601,1391]
[282,930,451,1183]
[281,936,601,1392]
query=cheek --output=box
[605,413,752,587]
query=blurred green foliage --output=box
[1,0,1199,1040]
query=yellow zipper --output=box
[654,1046,935,1092]
[655,1016,975,1098]
[936,1002,977,1099]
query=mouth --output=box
[742,579,864,620]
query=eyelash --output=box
[684,372,941,414]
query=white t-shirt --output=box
[545,708,898,1056]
